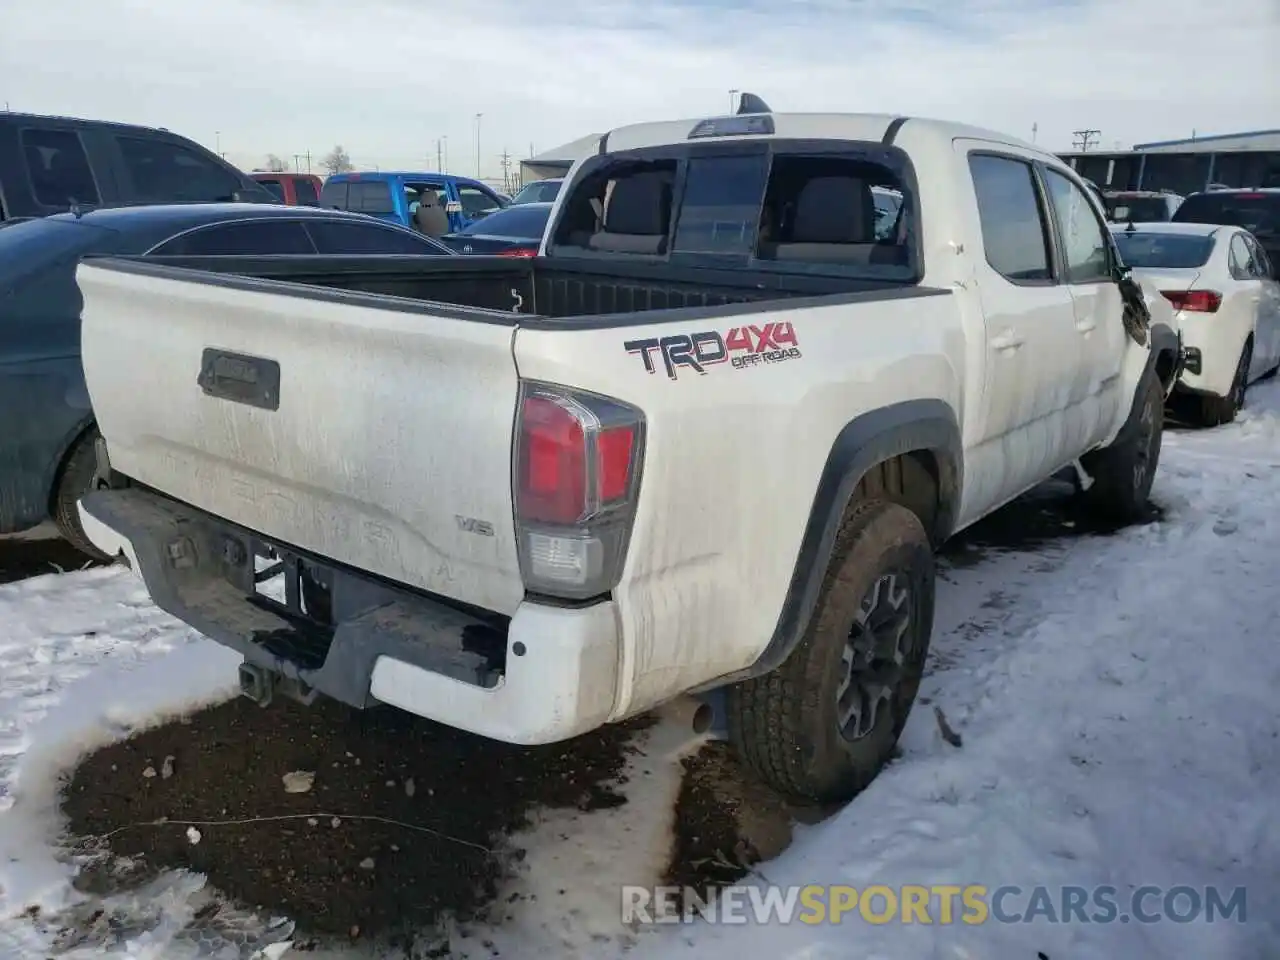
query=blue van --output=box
[319,171,508,233]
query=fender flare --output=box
[699,398,963,688]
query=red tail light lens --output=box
[514,384,645,599]
[497,247,537,257]
[518,396,587,524]
[1162,290,1221,313]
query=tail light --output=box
[497,247,537,258]
[513,383,645,600]
[1162,290,1221,313]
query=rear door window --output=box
[968,154,1054,283]
[21,128,100,207]
[1243,234,1274,279]
[150,219,316,255]
[257,179,286,200]
[116,136,243,202]
[347,181,395,214]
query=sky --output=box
[1,0,1277,180]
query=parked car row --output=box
[1110,187,1280,425]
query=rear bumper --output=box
[1171,315,1240,398]
[79,488,620,745]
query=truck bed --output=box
[92,253,897,323]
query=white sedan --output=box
[1112,222,1280,425]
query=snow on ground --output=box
[624,389,1280,960]
[3,384,1280,959]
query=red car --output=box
[250,172,323,206]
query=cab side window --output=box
[1044,168,1111,283]
[968,154,1053,283]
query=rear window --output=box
[1112,231,1215,269]
[1172,193,1280,239]
[548,145,916,279]
[459,204,550,238]
[1105,195,1171,223]
[320,180,347,208]
[513,181,562,204]
[294,178,320,205]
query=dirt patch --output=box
[662,742,797,893]
[0,535,106,585]
[61,695,650,946]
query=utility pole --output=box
[1071,128,1100,152]
[305,150,311,174]
[293,153,303,173]
[500,149,512,192]
[729,89,738,112]
[436,137,443,171]
[1031,122,1038,144]
[442,135,448,173]
[474,113,483,178]
[216,130,223,158]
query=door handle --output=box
[1075,319,1097,333]
[991,330,1023,351]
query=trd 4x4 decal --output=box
[624,322,801,380]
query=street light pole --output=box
[215,130,222,157]
[475,113,483,178]
[729,89,738,113]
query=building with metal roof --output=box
[1132,129,1280,153]
[518,133,603,185]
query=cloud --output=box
[0,0,1276,176]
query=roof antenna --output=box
[736,92,772,115]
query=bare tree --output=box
[320,145,354,174]
[264,153,289,172]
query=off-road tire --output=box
[51,426,112,562]
[1198,338,1251,427]
[727,499,935,804]
[1081,363,1164,524]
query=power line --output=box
[1071,128,1101,152]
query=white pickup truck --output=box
[74,100,1182,803]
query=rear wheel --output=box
[1198,338,1251,427]
[727,499,935,804]
[51,426,112,562]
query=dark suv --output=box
[1172,188,1280,274]
[0,112,274,221]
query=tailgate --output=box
[77,260,526,615]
